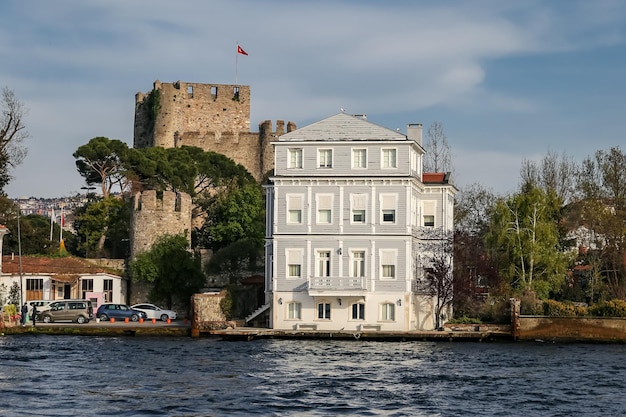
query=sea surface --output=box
[1,335,625,416]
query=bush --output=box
[542,300,588,317]
[448,316,482,324]
[589,299,626,317]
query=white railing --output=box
[308,276,367,291]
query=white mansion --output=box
[263,113,456,331]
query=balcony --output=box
[308,276,368,296]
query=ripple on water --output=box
[1,336,626,416]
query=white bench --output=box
[295,323,318,330]
[358,324,382,331]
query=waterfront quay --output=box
[208,327,513,342]
[1,320,192,337]
[2,320,512,342]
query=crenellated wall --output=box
[130,190,192,260]
[134,80,296,181]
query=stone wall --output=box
[190,291,237,336]
[516,316,626,342]
[130,190,192,260]
[134,80,296,181]
[511,299,626,342]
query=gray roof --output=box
[278,113,407,142]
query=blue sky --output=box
[1,0,625,198]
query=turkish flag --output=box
[237,45,248,56]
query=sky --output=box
[1,0,626,199]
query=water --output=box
[1,335,625,417]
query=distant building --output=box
[260,113,456,331]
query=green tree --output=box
[197,182,265,251]
[571,147,626,300]
[73,137,130,197]
[72,196,130,258]
[0,87,29,192]
[485,185,571,298]
[130,234,205,312]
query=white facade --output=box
[264,113,456,331]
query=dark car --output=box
[96,303,147,322]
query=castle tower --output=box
[134,80,296,182]
[129,190,192,260]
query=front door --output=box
[64,284,71,299]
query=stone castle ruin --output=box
[134,80,296,182]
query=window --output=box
[352,303,365,320]
[351,194,367,224]
[381,250,396,279]
[81,279,93,299]
[288,264,301,278]
[288,302,302,319]
[423,201,436,227]
[317,251,331,277]
[26,278,43,299]
[288,148,303,169]
[287,195,303,224]
[381,303,396,321]
[382,210,395,222]
[381,194,396,223]
[352,251,365,277]
[318,303,331,319]
[104,279,113,303]
[382,148,397,168]
[287,249,302,278]
[318,149,333,168]
[352,149,367,168]
[187,85,194,98]
[317,194,332,224]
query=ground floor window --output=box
[26,278,43,300]
[317,303,331,319]
[288,302,301,319]
[81,279,93,299]
[103,279,113,302]
[351,303,365,320]
[381,303,395,321]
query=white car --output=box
[130,303,177,321]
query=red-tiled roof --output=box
[1,256,111,275]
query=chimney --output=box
[407,123,423,145]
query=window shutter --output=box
[318,195,332,210]
[381,195,396,210]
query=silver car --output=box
[131,303,177,321]
[40,299,93,324]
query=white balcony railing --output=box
[308,276,368,292]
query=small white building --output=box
[263,113,456,331]
[0,255,127,309]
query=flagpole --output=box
[49,206,54,241]
[59,203,64,243]
[235,42,239,85]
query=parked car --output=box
[27,300,52,317]
[131,303,177,321]
[96,303,147,322]
[39,299,93,324]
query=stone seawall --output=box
[516,316,626,342]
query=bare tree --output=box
[0,87,29,191]
[416,227,454,329]
[423,121,452,173]
[520,151,577,204]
